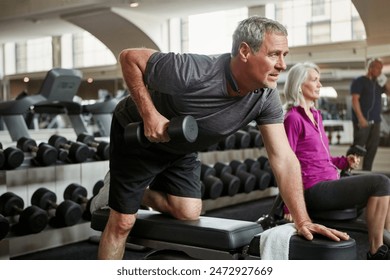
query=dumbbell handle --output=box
[125,115,198,147]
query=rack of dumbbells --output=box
[199,125,278,213]
[0,132,108,259]
[0,124,278,259]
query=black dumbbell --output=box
[0,192,48,234]
[31,187,83,227]
[124,115,198,148]
[234,130,251,149]
[257,156,276,187]
[213,162,240,197]
[243,158,271,190]
[0,143,24,170]
[217,134,236,150]
[243,126,263,148]
[16,137,57,166]
[76,133,110,160]
[48,135,90,163]
[92,179,104,196]
[64,183,95,221]
[200,164,223,199]
[0,214,10,240]
[228,160,256,193]
[341,145,367,176]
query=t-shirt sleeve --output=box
[254,89,284,125]
[350,78,362,95]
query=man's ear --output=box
[239,42,251,62]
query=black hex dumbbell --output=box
[48,135,90,163]
[200,164,223,199]
[17,137,57,166]
[213,162,240,197]
[31,187,83,227]
[0,192,48,234]
[0,143,24,170]
[124,116,198,148]
[228,160,256,193]
[0,214,10,240]
[76,133,110,160]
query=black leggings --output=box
[304,173,390,211]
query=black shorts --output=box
[108,116,202,214]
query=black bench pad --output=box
[91,209,263,251]
[248,233,357,260]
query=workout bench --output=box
[90,208,357,260]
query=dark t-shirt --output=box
[350,76,383,123]
[114,52,284,154]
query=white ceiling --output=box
[0,0,268,44]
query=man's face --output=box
[369,61,383,79]
[246,32,289,89]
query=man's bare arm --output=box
[119,48,169,142]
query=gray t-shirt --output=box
[115,52,283,154]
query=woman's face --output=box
[301,68,322,103]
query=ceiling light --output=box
[129,1,139,8]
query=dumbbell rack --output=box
[0,159,108,259]
[199,148,279,212]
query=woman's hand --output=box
[347,154,361,169]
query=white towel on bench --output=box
[259,223,297,260]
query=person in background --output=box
[350,58,390,171]
[283,61,390,260]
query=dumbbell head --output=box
[4,147,24,169]
[202,176,223,199]
[76,133,94,144]
[218,134,236,150]
[16,137,37,152]
[200,164,216,179]
[124,122,150,147]
[213,162,232,176]
[48,135,67,149]
[219,172,240,196]
[35,143,58,166]
[96,141,110,160]
[31,188,57,210]
[68,142,90,163]
[346,145,367,157]
[18,205,48,234]
[55,200,83,227]
[251,169,272,190]
[0,192,24,216]
[244,158,261,174]
[0,192,48,234]
[168,115,198,143]
[93,179,104,196]
[229,160,247,175]
[64,183,88,204]
[234,130,250,149]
